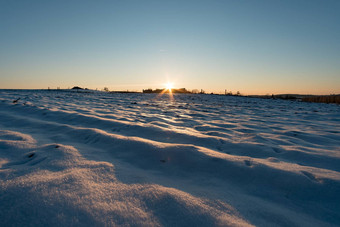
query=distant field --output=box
[1,90,340,226]
[302,95,340,104]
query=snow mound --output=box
[0,130,250,226]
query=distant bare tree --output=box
[103,87,109,92]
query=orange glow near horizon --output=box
[156,82,174,101]
[165,82,174,91]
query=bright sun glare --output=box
[165,82,174,91]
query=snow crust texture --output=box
[0,90,339,226]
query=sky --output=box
[0,0,339,95]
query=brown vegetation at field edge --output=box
[302,95,340,104]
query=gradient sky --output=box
[1,0,339,94]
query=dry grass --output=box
[302,95,340,104]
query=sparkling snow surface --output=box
[0,90,339,226]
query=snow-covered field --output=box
[0,90,339,226]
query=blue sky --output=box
[1,0,339,94]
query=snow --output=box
[0,89,339,226]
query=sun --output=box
[158,81,175,101]
[165,82,174,91]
